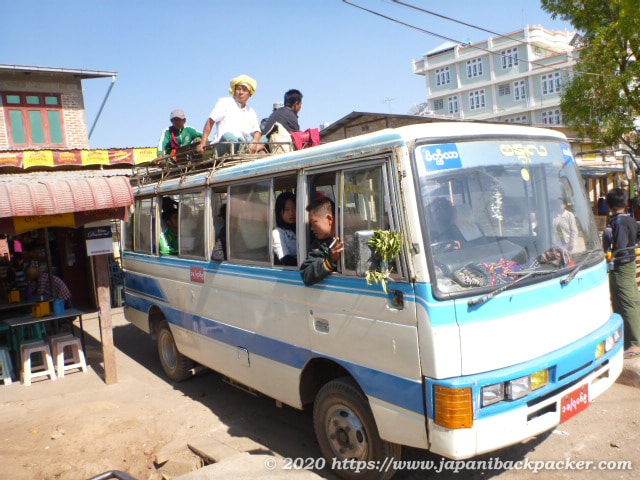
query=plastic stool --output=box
[51,335,87,378]
[0,346,13,385]
[20,340,57,385]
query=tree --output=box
[541,0,640,155]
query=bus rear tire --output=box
[313,377,401,480]
[157,321,194,382]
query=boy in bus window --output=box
[300,197,344,285]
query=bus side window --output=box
[179,191,206,258]
[135,197,156,254]
[211,189,228,262]
[228,181,270,263]
[272,176,298,267]
[342,166,387,273]
[159,196,179,256]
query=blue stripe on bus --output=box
[126,291,425,415]
[424,312,622,420]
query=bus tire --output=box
[157,321,194,382]
[313,377,401,480]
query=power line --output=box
[342,0,607,79]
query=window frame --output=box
[1,91,65,147]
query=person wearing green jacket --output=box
[157,109,203,157]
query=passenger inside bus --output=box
[428,197,464,252]
[159,198,179,255]
[273,192,297,266]
[300,197,344,285]
[212,204,227,262]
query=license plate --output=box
[560,384,589,423]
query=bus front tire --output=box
[313,377,401,480]
[157,321,194,382]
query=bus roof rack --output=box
[130,142,291,187]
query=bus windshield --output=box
[415,139,602,295]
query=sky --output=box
[2,0,574,149]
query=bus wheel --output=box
[313,377,401,480]
[157,321,194,382]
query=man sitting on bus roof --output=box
[196,74,264,156]
[261,89,303,138]
[157,109,203,159]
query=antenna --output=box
[381,97,396,113]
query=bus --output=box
[123,123,623,480]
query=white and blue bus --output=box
[123,123,623,480]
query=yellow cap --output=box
[229,74,257,95]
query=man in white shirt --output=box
[197,74,264,155]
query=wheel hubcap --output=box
[160,331,177,370]
[325,404,368,459]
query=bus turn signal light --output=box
[434,385,473,429]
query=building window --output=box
[435,67,451,86]
[466,58,483,78]
[432,99,444,111]
[514,80,526,101]
[469,90,486,110]
[506,115,528,124]
[500,48,519,69]
[2,92,65,147]
[542,109,562,125]
[498,84,511,96]
[448,95,459,114]
[541,72,562,95]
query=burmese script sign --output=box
[0,148,157,168]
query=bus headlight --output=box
[481,383,504,407]
[506,376,531,400]
[599,326,623,357]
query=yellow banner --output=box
[23,150,55,168]
[81,150,111,165]
[133,148,157,164]
[13,213,76,234]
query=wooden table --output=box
[2,307,97,376]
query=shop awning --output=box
[0,171,133,234]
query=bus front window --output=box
[415,140,602,295]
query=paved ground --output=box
[0,308,638,480]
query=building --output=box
[319,111,457,143]
[0,64,118,150]
[412,26,578,128]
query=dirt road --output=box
[0,311,638,480]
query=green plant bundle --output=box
[366,229,403,292]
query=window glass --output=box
[45,96,59,106]
[9,110,26,144]
[135,197,156,253]
[229,181,270,262]
[342,166,388,273]
[124,210,134,252]
[179,191,206,258]
[272,176,298,266]
[29,110,44,143]
[211,189,228,261]
[6,95,20,104]
[48,110,63,143]
[26,95,40,105]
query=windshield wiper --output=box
[560,250,602,286]
[467,272,536,307]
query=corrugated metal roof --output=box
[0,171,133,218]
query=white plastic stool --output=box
[51,335,87,378]
[20,339,57,385]
[0,346,13,385]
